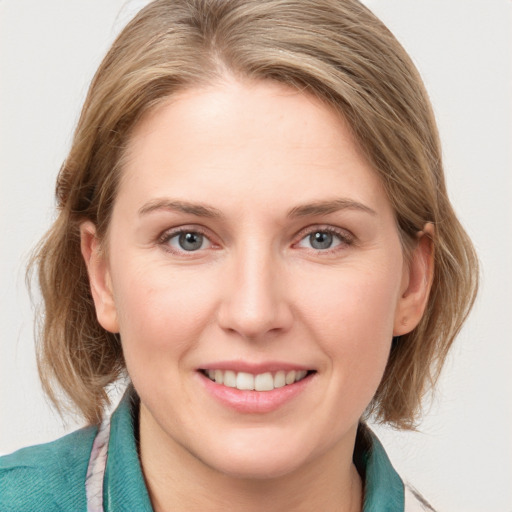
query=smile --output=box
[201,369,311,391]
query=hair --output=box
[31,0,478,428]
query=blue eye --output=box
[297,229,349,251]
[166,231,211,252]
[309,231,336,250]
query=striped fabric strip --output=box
[404,483,437,511]
[86,416,112,512]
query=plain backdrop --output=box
[1,1,511,511]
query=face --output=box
[83,78,430,481]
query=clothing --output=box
[0,391,435,511]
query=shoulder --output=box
[0,425,97,512]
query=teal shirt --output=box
[1,392,408,511]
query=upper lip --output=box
[198,361,314,374]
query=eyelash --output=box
[157,226,215,256]
[293,225,355,254]
[157,225,355,256]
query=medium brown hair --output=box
[31,0,478,427]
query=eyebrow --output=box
[138,199,223,218]
[138,197,376,219]
[287,198,376,218]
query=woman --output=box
[0,1,478,510]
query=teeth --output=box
[236,372,254,390]
[285,370,296,385]
[274,370,286,388]
[254,372,274,391]
[223,370,237,388]
[214,369,224,385]
[296,370,307,381]
[204,369,310,391]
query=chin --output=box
[208,452,307,481]
[194,431,317,481]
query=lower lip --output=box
[198,372,314,414]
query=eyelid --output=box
[157,225,218,254]
[293,224,355,251]
[156,223,354,255]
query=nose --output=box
[217,244,293,340]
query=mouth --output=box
[199,369,315,392]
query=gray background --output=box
[1,1,511,511]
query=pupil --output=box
[179,232,203,251]
[310,231,332,250]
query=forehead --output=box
[117,78,391,218]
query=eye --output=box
[296,228,352,251]
[163,230,212,252]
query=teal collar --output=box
[355,425,405,511]
[103,391,153,511]
[102,391,404,511]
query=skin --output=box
[81,77,433,512]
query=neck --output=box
[139,406,363,512]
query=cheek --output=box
[302,263,401,335]
[110,263,219,359]
[298,264,401,385]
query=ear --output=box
[80,221,120,333]
[393,224,434,336]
